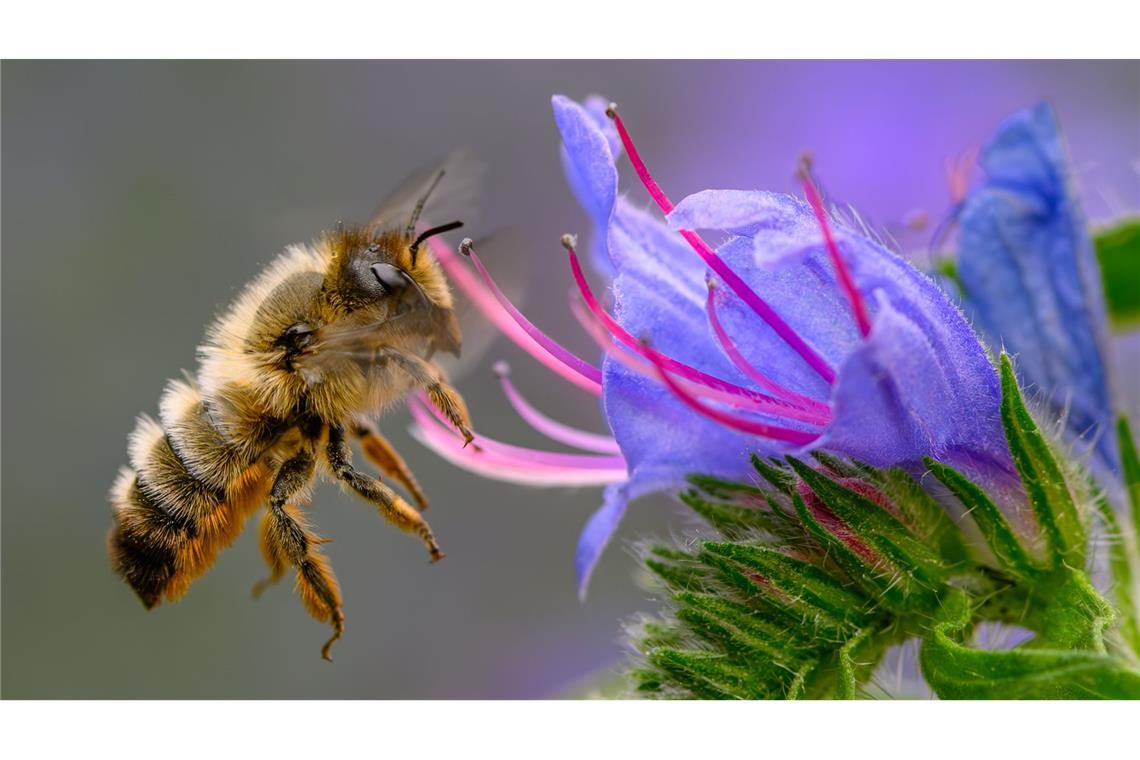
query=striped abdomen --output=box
[108,379,272,608]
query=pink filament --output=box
[495,362,622,454]
[704,282,831,416]
[566,241,830,426]
[642,344,821,445]
[607,108,837,384]
[797,169,872,338]
[429,238,603,397]
[413,394,625,470]
[408,398,627,486]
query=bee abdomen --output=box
[108,468,185,609]
[111,387,266,607]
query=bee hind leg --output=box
[352,417,429,510]
[326,425,444,562]
[251,509,288,598]
[266,448,345,661]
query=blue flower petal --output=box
[821,294,1007,471]
[575,482,630,599]
[957,102,1115,474]
[553,94,617,228]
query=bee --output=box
[108,165,476,660]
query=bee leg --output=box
[251,510,287,598]
[326,425,444,562]
[376,348,475,446]
[267,447,345,661]
[351,417,429,511]
[425,381,474,448]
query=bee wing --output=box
[367,151,485,234]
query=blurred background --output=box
[3,61,1138,698]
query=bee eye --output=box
[370,263,409,294]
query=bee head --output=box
[321,222,463,357]
[325,220,462,311]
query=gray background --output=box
[3,61,1137,698]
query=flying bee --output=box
[108,163,478,660]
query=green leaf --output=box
[999,353,1087,568]
[924,456,1043,579]
[1095,218,1140,329]
[932,256,965,297]
[921,591,1140,699]
[1120,417,1140,561]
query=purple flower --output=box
[956,102,1116,477]
[413,95,1018,596]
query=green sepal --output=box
[645,650,764,699]
[686,474,765,501]
[873,466,970,566]
[999,353,1087,568]
[1092,495,1140,657]
[674,591,816,664]
[924,456,1043,579]
[787,457,950,595]
[789,490,913,611]
[750,453,796,494]
[920,590,1140,699]
[1094,218,1140,329]
[1029,571,1114,652]
[679,489,800,543]
[699,542,874,630]
[836,627,875,700]
[810,450,865,478]
[644,546,713,594]
[695,546,859,641]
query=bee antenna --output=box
[405,168,447,239]
[410,220,464,266]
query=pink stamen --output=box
[413,395,625,470]
[494,362,622,455]
[429,237,602,397]
[408,399,627,486]
[705,280,831,415]
[564,237,829,427]
[641,341,821,445]
[606,104,837,384]
[797,159,873,338]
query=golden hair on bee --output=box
[108,164,475,660]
